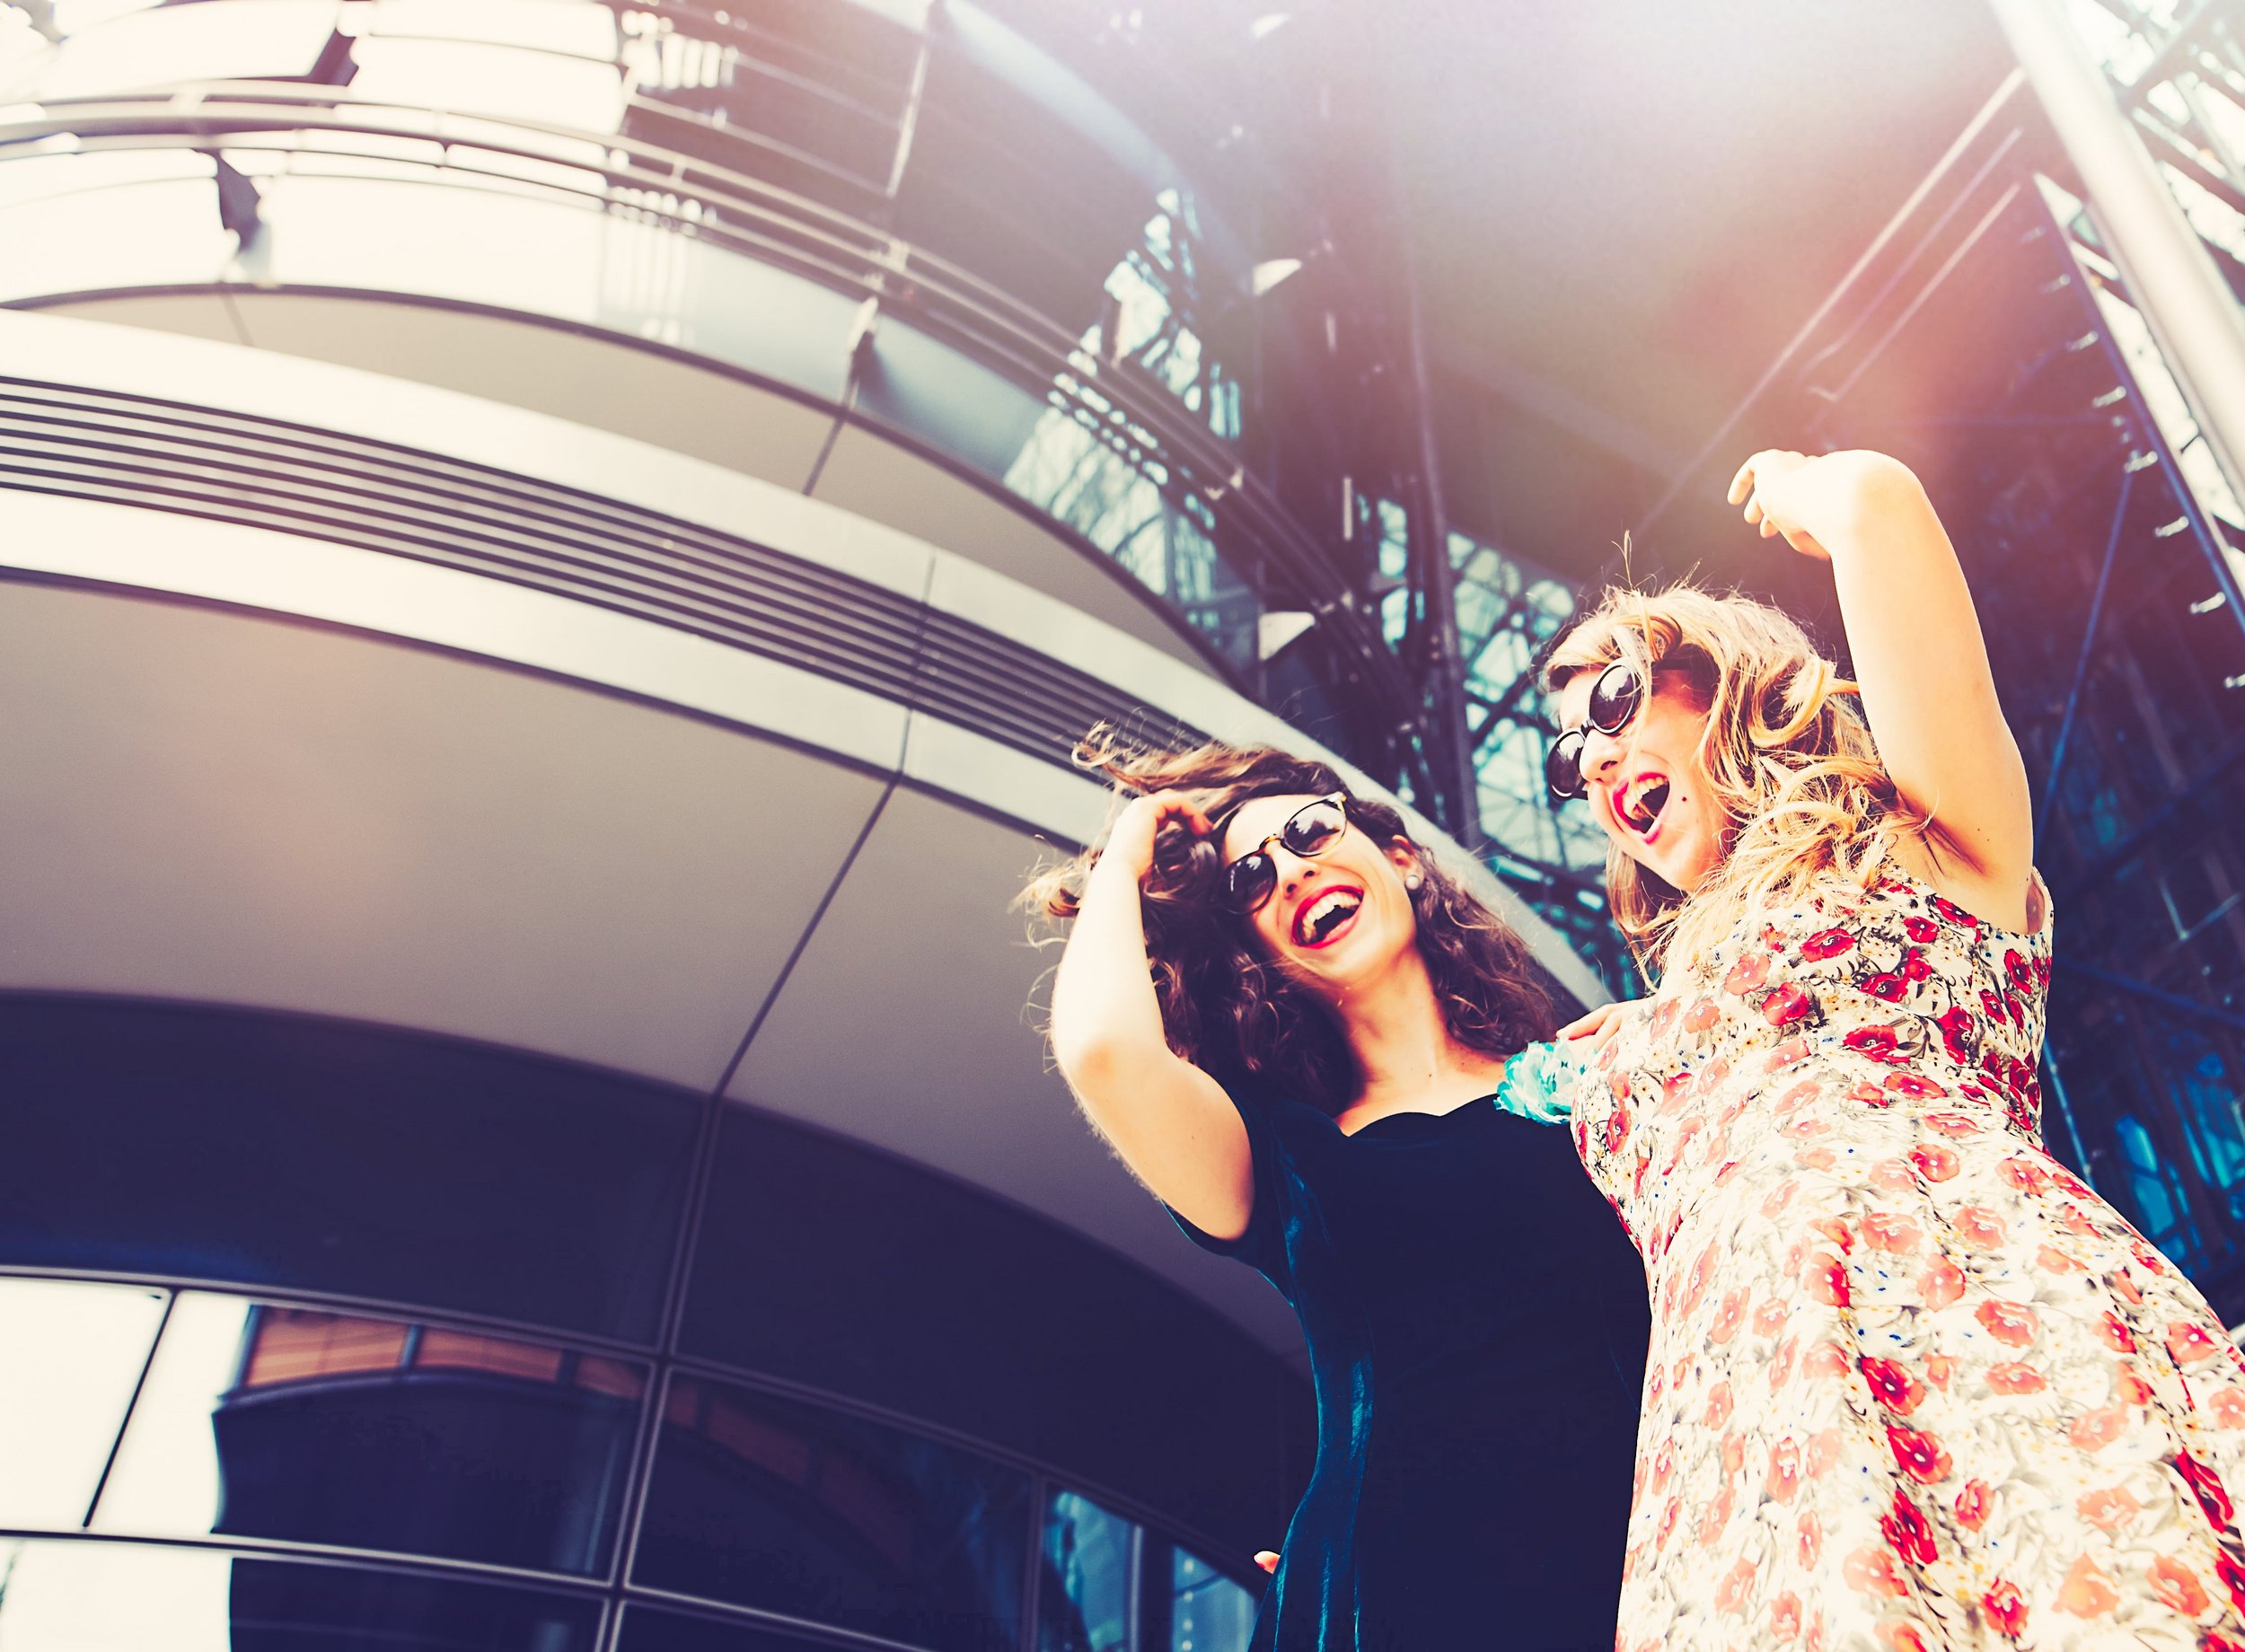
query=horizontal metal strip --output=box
[0,471,1189,763]
[0,380,1205,765]
[0,432,926,663]
[0,393,927,619]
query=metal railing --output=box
[0,76,1431,792]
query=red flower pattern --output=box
[1982,1580,2027,1638]
[2178,1449,2236,1532]
[1860,1358,1927,1416]
[1886,1426,1953,1485]
[1880,1489,1936,1566]
[1799,928,1855,962]
[1725,953,1771,994]
[1573,866,2245,1648]
[1975,1298,2039,1348]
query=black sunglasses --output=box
[1546,661,1645,802]
[1215,793,1349,914]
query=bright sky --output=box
[0,1283,244,1649]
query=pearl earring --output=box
[1406,874,1422,891]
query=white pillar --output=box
[1989,0,2245,505]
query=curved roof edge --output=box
[0,308,1609,1008]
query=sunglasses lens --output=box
[1588,663,1642,733]
[1283,800,1345,857]
[1545,733,1585,801]
[1225,853,1278,914]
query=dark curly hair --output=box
[1023,727,1558,1116]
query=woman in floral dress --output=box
[1544,448,2245,1650]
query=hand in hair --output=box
[1102,789,1217,886]
[1048,787,1254,1242]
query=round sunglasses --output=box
[1545,660,1645,802]
[1215,793,1349,914]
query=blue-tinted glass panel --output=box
[1035,1489,1260,1652]
[1167,1548,1255,1652]
[0,1279,166,1531]
[0,997,698,1342]
[634,1374,1029,1652]
[0,1542,601,1649]
[1040,1489,1137,1652]
[93,1294,644,1577]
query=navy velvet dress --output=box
[1176,1068,1650,1652]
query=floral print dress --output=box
[1574,858,2245,1652]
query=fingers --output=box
[1131,788,1215,839]
[1254,1551,1281,1574]
[1559,1002,1617,1041]
[1560,1002,1632,1048]
[1725,455,1758,505]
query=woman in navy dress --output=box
[1027,735,1649,1652]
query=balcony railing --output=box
[0,0,1433,794]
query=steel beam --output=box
[2056,954,2245,1034]
[2038,465,2135,845]
[1990,0,2245,518]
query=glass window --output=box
[0,1279,166,1531]
[0,1541,601,1651]
[92,1293,645,1577]
[1166,1548,1255,1652]
[1036,1489,1257,1652]
[1040,1490,1138,1652]
[679,1107,1294,1561]
[0,998,699,1342]
[618,1603,850,1652]
[634,1374,1030,1652]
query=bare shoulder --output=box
[1886,831,2044,936]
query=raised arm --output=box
[1729,450,2034,907]
[1048,792,1255,1240]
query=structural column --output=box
[1987,0,2245,508]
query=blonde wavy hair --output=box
[1542,584,1924,978]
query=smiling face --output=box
[1555,666,1729,894]
[1217,792,1422,997]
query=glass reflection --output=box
[1167,1550,1255,1652]
[0,1540,600,1651]
[635,1375,1028,1652]
[1036,1489,1256,1652]
[1040,1490,1136,1652]
[0,1279,165,1530]
[94,1294,644,1576]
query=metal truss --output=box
[1629,8,2245,1307]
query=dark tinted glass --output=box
[618,1604,846,1652]
[0,997,699,1341]
[94,1294,645,1577]
[1587,662,1642,731]
[0,1542,601,1650]
[679,1110,1300,1560]
[634,1375,1030,1652]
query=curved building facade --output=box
[0,4,1602,1648]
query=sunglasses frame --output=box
[1216,792,1350,915]
[1546,660,1646,803]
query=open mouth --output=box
[1292,885,1365,948]
[1615,773,1672,843]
